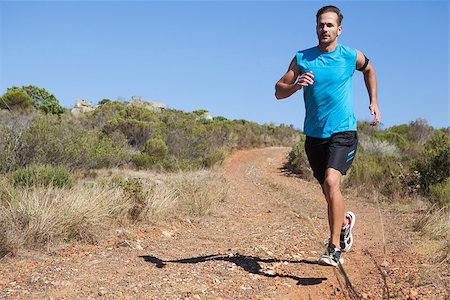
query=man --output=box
[275,5,380,266]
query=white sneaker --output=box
[340,211,356,252]
[318,242,344,267]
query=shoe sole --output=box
[342,211,356,252]
[318,256,344,267]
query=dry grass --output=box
[95,168,229,220]
[168,170,228,217]
[0,180,130,256]
[413,206,450,265]
[0,169,228,257]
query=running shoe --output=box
[340,211,356,252]
[318,241,343,267]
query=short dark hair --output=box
[316,5,343,26]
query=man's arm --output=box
[275,57,314,100]
[356,50,380,126]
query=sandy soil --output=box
[0,147,448,299]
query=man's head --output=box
[316,6,343,26]
[316,5,343,48]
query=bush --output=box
[118,177,148,221]
[0,110,39,172]
[407,118,434,146]
[9,165,73,188]
[18,115,129,171]
[6,85,64,115]
[98,99,112,105]
[0,89,33,110]
[132,153,159,170]
[412,130,450,194]
[102,106,161,149]
[374,131,407,151]
[133,138,171,170]
[359,136,398,156]
[144,137,169,159]
[81,101,125,130]
[202,150,225,168]
[285,137,314,180]
[345,153,406,199]
[82,103,300,171]
[429,179,450,208]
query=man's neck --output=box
[318,42,338,53]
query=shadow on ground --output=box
[139,253,327,286]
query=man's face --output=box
[316,12,342,45]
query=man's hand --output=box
[296,71,314,88]
[369,103,381,126]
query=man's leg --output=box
[321,168,346,248]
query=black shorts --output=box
[305,131,358,184]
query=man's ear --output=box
[338,25,343,36]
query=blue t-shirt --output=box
[296,44,358,138]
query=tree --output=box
[0,89,33,110]
[7,85,64,115]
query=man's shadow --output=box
[139,253,327,286]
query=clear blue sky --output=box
[1,0,449,130]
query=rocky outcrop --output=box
[70,97,167,117]
[196,112,214,121]
[71,99,97,117]
[129,96,166,113]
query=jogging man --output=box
[275,5,380,266]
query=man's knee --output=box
[324,169,342,193]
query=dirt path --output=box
[0,147,448,299]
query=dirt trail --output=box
[0,147,448,299]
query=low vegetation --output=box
[0,85,299,257]
[0,100,300,173]
[0,170,228,257]
[286,119,450,266]
[9,165,73,188]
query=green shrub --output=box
[17,115,129,171]
[102,106,161,149]
[202,150,225,168]
[375,131,408,150]
[429,179,450,208]
[113,177,148,221]
[133,137,171,170]
[132,153,159,170]
[0,89,34,110]
[378,120,434,159]
[6,85,64,115]
[161,156,197,171]
[384,119,433,146]
[345,153,406,199]
[412,130,450,194]
[81,101,125,130]
[98,99,112,105]
[9,165,73,188]
[192,109,208,116]
[144,137,169,158]
[285,137,314,180]
[82,103,300,171]
[213,116,228,122]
